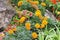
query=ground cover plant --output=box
[1,0,60,40]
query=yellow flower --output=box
[40,24,45,28]
[19,16,26,23]
[25,22,31,30]
[16,10,21,13]
[35,23,40,29]
[41,2,46,7]
[34,0,38,1]
[12,27,17,32]
[35,10,42,17]
[32,32,38,39]
[39,15,43,20]
[26,0,31,2]
[43,16,48,20]
[57,11,60,15]
[18,1,23,6]
[30,1,39,5]
[8,29,14,34]
[0,33,5,37]
[42,20,48,25]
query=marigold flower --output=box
[32,32,38,39]
[0,32,5,37]
[57,11,60,15]
[16,10,21,13]
[19,16,26,23]
[34,0,38,1]
[41,2,46,6]
[8,29,14,34]
[12,27,17,32]
[31,4,39,10]
[35,23,40,29]
[35,10,42,17]
[16,10,22,16]
[30,1,39,5]
[39,15,43,20]
[40,24,45,28]
[26,0,31,2]
[25,22,31,30]
[43,16,48,20]
[18,1,23,6]
[42,20,48,25]
[0,32,5,40]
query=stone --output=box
[0,0,16,28]
[45,9,57,21]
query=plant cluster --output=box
[2,0,60,40]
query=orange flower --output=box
[26,0,31,2]
[31,4,39,10]
[43,16,48,20]
[32,32,38,39]
[42,20,48,25]
[35,23,40,29]
[8,29,14,34]
[12,27,17,32]
[57,11,60,15]
[0,33,5,37]
[35,10,42,17]
[30,1,39,5]
[40,24,45,28]
[19,16,26,23]
[39,15,43,20]
[18,1,23,6]
[25,22,31,30]
[41,2,46,6]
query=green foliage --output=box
[38,21,60,40]
[38,32,44,40]
[19,3,36,13]
[3,26,32,40]
[11,0,20,5]
[3,0,60,40]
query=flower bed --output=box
[44,0,60,21]
[0,0,60,40]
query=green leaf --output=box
[38,32,44,40]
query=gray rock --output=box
[45,9,57,21]
[0,0,57,28]
[0,0,15,28]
